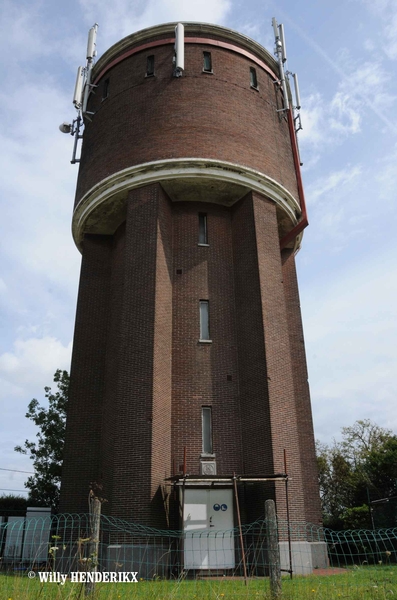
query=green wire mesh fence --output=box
[1,514,397,599]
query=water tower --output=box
[59,20,325,573]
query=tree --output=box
[0,494,28,516]
[317,420,397,529]
[14,369,69,511]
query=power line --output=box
[0,467,34,474]
[0,488,29,493]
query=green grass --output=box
[1,566,396,600]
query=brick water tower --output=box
[60,20,324,570]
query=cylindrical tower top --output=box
[72,22,303,250]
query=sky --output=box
[0,0,396,498]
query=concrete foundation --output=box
[279,541,328,575]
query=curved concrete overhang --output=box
[92,22,279,82]
[72,158,302,252]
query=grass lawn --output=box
[1,566,396,599]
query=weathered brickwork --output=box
[281,249,323,526]
[172,202,242,479]
[60,235,112,513]
[75,42,297,205]
[61,23,321,531]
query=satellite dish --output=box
[59,122,72,134]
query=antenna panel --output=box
[293,73,301,109]
[87,24,98,60]
[73,66,84,109]
[175,23,185,71]
[279,23,287,62]
[272,17,279,39]
[281,78,289,110]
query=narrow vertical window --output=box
[250,67,258,89]
[198,213,208,244]
[146,55,155,77]
[199,300,210,340]
[102,78,110,100]
[202,407,213,454]
[203,51,212,73]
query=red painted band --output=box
[93,37,279,85]
[279,108,308,250]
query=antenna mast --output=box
[272,18,303,149]
[59,23,99,164]
[82,23,99,116]
[272,18,289,111]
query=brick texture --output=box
[281,249,323,526]
[75,42,297,206]
[60,235,112,513]
[61,25,322,532]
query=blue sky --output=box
[1,0,396,497]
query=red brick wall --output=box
[282,249,322,525]
[60,235,112,513]
[251,192,305,525]
[100,223,126,515]
[75,40,297,206]
[62,25,322,529]
[171,202,243,476]
[108,183,172,525]
[151,185,173,521]
[62,188,322,529]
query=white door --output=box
[183,488,235,569]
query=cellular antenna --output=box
[174,23,185,77]
[83,23,99,115]
[272,17,279,40]
[279,23,287,63]
[73,66,84,110]
[272,18,303,160]
[87,23,98,59]
[293,73,301,110]
[59,22,99,164]
[272,17,289,111]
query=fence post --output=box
[85,491,102,597]
[265,499,282,599]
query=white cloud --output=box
[374,143,397,203]
[78,0,231,49]
[302,250,397,441]
[0,337,72,393]
[306,165,362,205]
[300,55,397,158]
[299,91,361,162]
[329,92,361,134]
[0,74,80,294]
[364,39,376,52]
[0,335,72,494]
[361,0,397,60]
[0,1,52,63]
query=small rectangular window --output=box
[199,300,210,340]
[202,407,213,454]
[102,78,110,100]
[146,55,155,77]
[203,52,212,73]
[198,213,208,244]
[250,67,258,89]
